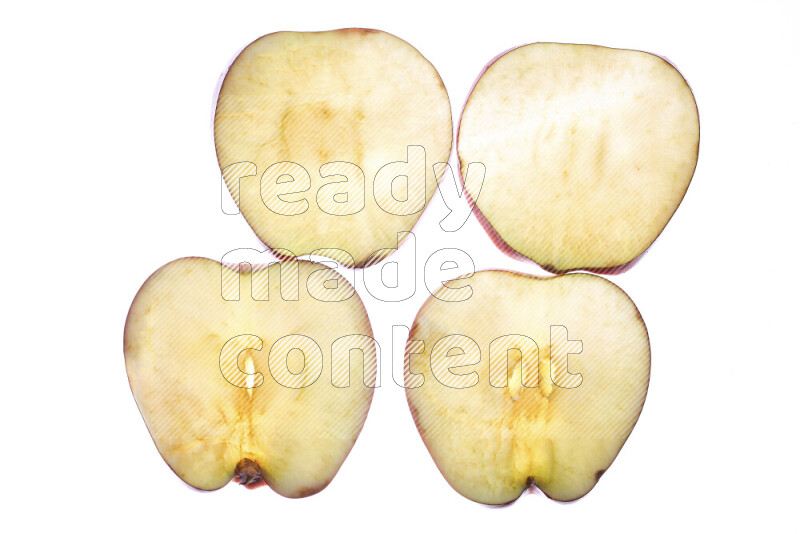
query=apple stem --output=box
[234,459,264,489]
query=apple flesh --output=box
[124,257,376,496]
[405,270,650,504]
[214,29,452,267]
[458,43,699,273]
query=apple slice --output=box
[214,29,452,267]
[405,270,650,504]
[458,43,699,272]
[124,257,376,496]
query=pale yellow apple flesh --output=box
[458,43,699,272]
[215,29,452,267]
[124,258,376,496]
[406,271,650,504]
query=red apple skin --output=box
[456,43,700,275]
[404,269,652,504]
[243,479,268,490]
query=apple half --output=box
[124,257,376,496]
[405,270,650,504]
[458,43,699,273]
[214,29,452,267]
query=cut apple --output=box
[124,257,377,496]
[458,43,699,272]
[405,270,650,504]
[215,29,452,267]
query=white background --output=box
[2,0,798,531]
